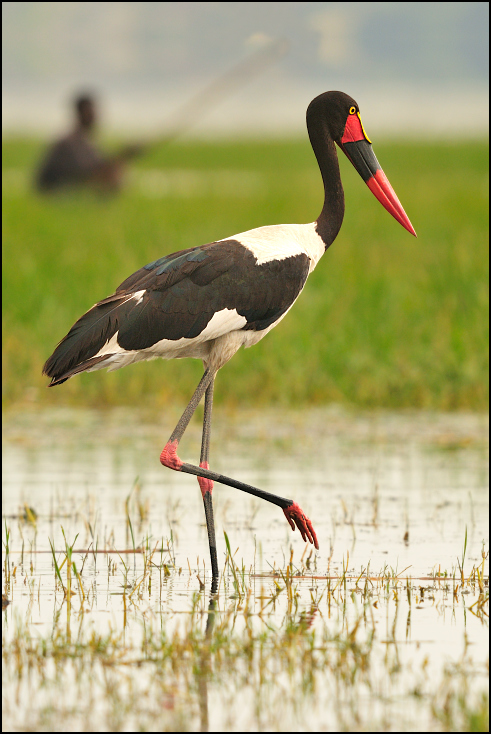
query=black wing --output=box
[43,240,310,384]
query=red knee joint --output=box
[198,461,214,497]
[160,440,183,470]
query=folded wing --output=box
[43,240,310,385]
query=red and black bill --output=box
[338,111,416,236]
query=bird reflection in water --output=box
[197,578,218,732]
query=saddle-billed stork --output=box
[44,91,416,581]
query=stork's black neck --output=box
[307,113,345,250]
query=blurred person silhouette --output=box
[35,93,142,194]
[35,41,288,195]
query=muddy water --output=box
[2,407,489,731]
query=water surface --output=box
[2,407,489,731]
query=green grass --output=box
[2,136,488,410]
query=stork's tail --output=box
[43,294,131,385]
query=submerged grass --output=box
[2,520,489,732]
[2,137,489,411]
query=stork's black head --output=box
[307,90,416,236]
[307,91,361,144]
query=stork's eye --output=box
[349,106,357,115]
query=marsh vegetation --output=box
[2,133,488,729]
[3,408,488,731]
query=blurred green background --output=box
[2,136,488,411]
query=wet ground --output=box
[2,407,489,731]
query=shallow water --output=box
[2,407,489,731]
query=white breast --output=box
[221,222,325,271]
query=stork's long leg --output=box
[160,370,318,551]
[198,377,219,580]
[160,367,220,578]
[161,368,216,457]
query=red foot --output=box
[283,502,319,550]
[198,461,214,497]
[160,440,183,470]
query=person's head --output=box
[75,94,96,130]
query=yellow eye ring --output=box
[349,106,356,115]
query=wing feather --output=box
[44,240,310,384]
